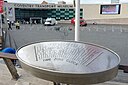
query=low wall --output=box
[58,18,128,25]
[86,18,128,25]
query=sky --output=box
[5,0,128,4]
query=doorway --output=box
[30,17,42,24]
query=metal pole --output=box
[0,14,2,37]
[1,15,3,29]
[75,0,80,41]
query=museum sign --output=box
[14,3,73,8]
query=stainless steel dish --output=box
[16,41,120,84]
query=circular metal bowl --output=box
[16,41,120,84]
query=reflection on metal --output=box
[17,41,120,84]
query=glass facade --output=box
[15,8,83,21]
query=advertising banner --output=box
[100,4,121,15]
[8,7,13,17]
[0,0,3,13]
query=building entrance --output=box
[30,17,42,24]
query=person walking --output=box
[30,20,32,26]
[15,21,20,29]
[34,20,37,24]
[8,21,12,30]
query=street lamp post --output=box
[75,0,80,41]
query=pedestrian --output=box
[8,21,12,30]
[34,20,37,24]
[15,21,20,29]
[11,21,14,26]
[30,20,32,26]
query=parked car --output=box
[71,18,87,26]
[44,18,57,26]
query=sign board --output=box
[14,3,73,8]
[8,7,13,17]
[17,41,120,73]
[17,41,120,84]
[0,0,3,13]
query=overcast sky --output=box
[6,0,128,4]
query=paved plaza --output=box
[4,24,128,65]
[1,23,128,84]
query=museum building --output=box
[4,1,83,24]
